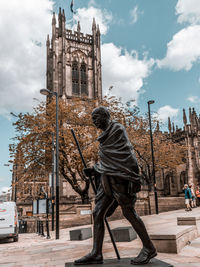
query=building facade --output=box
[160,108,200,197]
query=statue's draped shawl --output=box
[94,121,141,183]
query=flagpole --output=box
[73,0,75,30]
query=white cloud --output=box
[130,6,138,24]
[187,96,200,103]
[0,0,53,117]
[157,25,200,71]
[0,186,11,195]
[101,43,154,103]
[72,6,112,35]
[176,0,200,25]
[156,105,179,122]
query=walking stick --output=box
[71,129,120,260]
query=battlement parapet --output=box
[66,30,93,44]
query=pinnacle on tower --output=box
[172,122,175,133]
[59,7,62,16]
[46,34,50,47]
[156,121,160,132]
[168,117,171,133]
[58,7,62,25]
[189,107,192,124]
[97,24,100,34]
[92,17,96,31]
[183,108,187,125]
[52,12,56,25]
[62,9,66,21]
[77,21,81,33]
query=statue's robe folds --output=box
[94,121,141,185]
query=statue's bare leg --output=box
[122,206,157,265]
[74,195,114,265]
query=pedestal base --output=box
[66,258,173,267]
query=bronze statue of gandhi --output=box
[74,106,157,265]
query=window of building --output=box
[80,63,87,95]
[72,61,79,95]
[72,60,88,96]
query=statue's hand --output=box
[83,167,93,177]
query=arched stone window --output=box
[180,171,187,190]
[164,174,171,196]
[72,61,79,95]
[80,62,87,95]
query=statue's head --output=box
[92,106,110,130]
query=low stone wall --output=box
[149,195,185,214]
[20,204,93,233]
[19,196,185,233]
[108,195,185,221]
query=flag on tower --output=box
[70,0,76,14]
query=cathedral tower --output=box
[46,8,102,101]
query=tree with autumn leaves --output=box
[9,95,186,203]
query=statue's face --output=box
[92,112,109,130]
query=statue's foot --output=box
[74,253,103,265]
[131,246,157,265]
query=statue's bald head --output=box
[92,106,110,119]
[92,106,110,130]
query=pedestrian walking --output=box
[195,186,200,206]
[189,184,196,208]
[183,184,192,211]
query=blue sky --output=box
[0,0,200,192]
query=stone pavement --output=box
[0,208,200,267]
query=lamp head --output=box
[40,88,51,96]
[148,100,155,105]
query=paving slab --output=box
[66,258,173,267]
[1,208,200,266]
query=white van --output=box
[0,201,19,242]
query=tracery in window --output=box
[80,63,87,95]
[72,61,79,95]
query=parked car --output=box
[0,201,19,242]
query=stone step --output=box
[177,215,200,235]
[149,225,198,253]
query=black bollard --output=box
[36,221,39,234]
[46,219,50,239]
[41,221,45,237]
[38,221,41,235]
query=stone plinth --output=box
[150,225,198,253]
[69,227,92,241]
[111,227,137,242]
[66,258,173,266]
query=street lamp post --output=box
[147,100,159,215]
[40,88,59,239]
[51,133,55,231]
